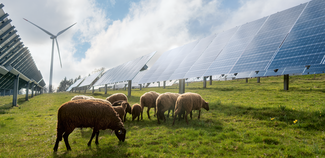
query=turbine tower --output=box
[24,18,76,93]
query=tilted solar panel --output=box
[156,40,199,82]
[184,27,238,79]
[169,34,216,80]
[66,78,85,91]
[203,16,268,77]
[78,70,103,87]
[138,50,172,84]
[230,3,308,76]
[267,0,325,74]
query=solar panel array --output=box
[94,51,156,86]
[78,70,103,87]
[137,0,324,84]
[0,4,45,93]
[66,78,85,92]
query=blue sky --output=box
[1,0,310,89]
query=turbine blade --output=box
[56,23,77,37]
[55,38,62,68]
[23,18,55,37]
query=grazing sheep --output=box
[88,98,112,105]
[106,93,128,104]
[53,100,126,152]
[112,100,132,122]
[140,91,160,120]
[71,95,94,100]
[172,93,209,125]
[156,92,180,124]
[131,104,142,121]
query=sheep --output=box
[156,92,180,124]
[106,93,128,103]
[112,100,132,122]
[53,99,126,152]
[131,103,142,121]
[71,95,94,100]
[88,98,112,105]
[140,91,160,120]
[172,92,209,125]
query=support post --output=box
[128,80,132,97]
[158,82,160,88]
[12,74,19,106]
[124,84,127,91]
[209,76,212,85]
[246,78,248,83]
[79,87,81,93]
[25,82,30,101]
[3,89,5,96]
[163,81,166,89]
[178,79,185,94]
[139,84,142,90]
[31,83,34,98]
[284,74,289,91]
[203,77,207,88]
[113,84,115,90]
[84,87,87,93]
[92,86,94,94]
[257,77,260,83]
[105,84,107,94]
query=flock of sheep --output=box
[53,91,209,151]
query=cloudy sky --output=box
[1,0,310,90]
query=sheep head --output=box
[125,103,132,114]
[203,101,209,111]
[114,128,126,142]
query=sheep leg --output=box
[95,131,100,145]
[190,111,193,120]
[88,129,99,146]
[137,115,140,122]
[198,110,201,119]
[147,108,151,119]
[53,129,64,152]
[124,113,127,122]
[185,111,189,125]
[154,107,156,117]
[63,131,72,151]
[157,112,161,124]
[140,109,143,120]
[172,113,177,126]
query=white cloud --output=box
[1,0,311,90]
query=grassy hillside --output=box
[0,74,324,157]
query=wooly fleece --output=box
[106,93,128,103]
[131,103,142,121]
[71,95,94,100]
[88,98,112,105]
[140,91,160,120]
[172,92,209,125]
[53,100,126,151]
[156,92,180,124]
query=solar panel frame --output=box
[78,70,103,87]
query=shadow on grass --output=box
[215,103,325,131]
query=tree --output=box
[57,77,74,92]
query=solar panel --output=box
[156,40,199,82]
[267,0,325,74]
[169,34,216,80]
[139,49,176,84]
[203,16,268,77]
[229,3,308,76]
[93,51,156,86]
[184,27,238,79]
[66,78,85,91]
[78,70,103,87]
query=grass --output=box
[0,74,325,157]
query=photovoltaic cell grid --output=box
[169,34,216,80]
[66,78,85,91]
[184,27,239,79]
[268,0,325,75]
[204,16,268,77]
[138,50,172,84]
[94,51,156,86]
[230,3,307,76]
[78,70,103,87]
[156,40,199,82]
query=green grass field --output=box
[0,74,324,157]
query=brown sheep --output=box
[156,92,180,124]
[106,93,128,103]
[172,92,209,125]
[71,95,94,100]
[131,103,142,121]
[112,100,132,122]
[88,98,112,105]
[53,100,126,151]
[140,91,160,120]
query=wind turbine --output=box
[23,18,76,93]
